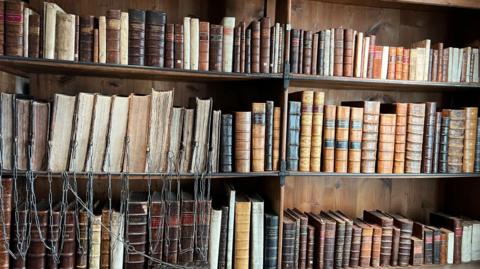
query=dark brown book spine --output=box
[194,200,211,264]
[240,22,246,73]
[47,211,60,269]
[302,30,313,75]
[260,17,271,73]
[178,198,195,264]
[100,209,110,269]
[76,211,89,269]
[343,29,354,77]
[290,29,300,74]
[4,1,23,56]
[74,15,79,61]
[28,14,40,58]
[282,218,296,269]
[106,9,121,64]
[79,16,94,62]
[12,210,27,269]
[350,225,361,267]
[163,199,180,264]
[306,225,314,269]
[199,21,210,71]
[149,199,165,268]
[128,9,146,66]
[251,21,260,73]
[0,1,4,55]
[432,112,442,173]
[209,24,223,72]
[311,33,318,75]
[333,28,344,76]
[60,210,76,269]
[126,198,148,268]
[218,206,229,269]
[245,29,251,73]
[145,11,166,67]
[367,35,376,78]
[165,23,174,68]
[422,102,437,173]
[391,226,400,266]
[0,179,12,269]
[233,26,241,73]
[174,24,184,69]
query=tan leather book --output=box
[31,101,49,171]
[124,94,151,172]
[234,194,251,269]
[402,49,410,80]
[393,103,408,173]
[15,99,30,171]
[354,218,374,267]
[377,114,396,173]
[148,90,173,172]
[299,91,314,172]
[463,107,478,173]
[120,12,129,65]
[103,95,129,172]
[100,208,110,269]
[335,106,350,173]
[343,28,354,77]
[167,107,185,173]
[387,46,396,79]
[69,93,95,172]
[273,107,281,171]
[252,103,266,172]
[49,94,76,172]
[191,98,213,173]
[179,109,194,173]
[199,21,210,71]
[395,47,404,80]
[322,105,336,172]
[89,214,102,269]
[43,2,66,59]
[0,93,13,171]
[98,16,106,63]
[235,112,251,172]
[405,103,426,173]
[310,92,325,172]
[348,107,363,173]
[445,109,466,173]
[55,13,76,60]
[85,95,111,172]
[354,32,363,78]
[222,17,235,72]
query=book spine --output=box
[333,28,344,76]
[361,101,381,173]
[306,225,314,269]
[199,21,210,71]
[377,114,396,173]
[88,216,101,269]
[240,22,246,73]
[218,206,229,269]
[298,29,303,74]
[343,28,354,77]
[28,14,40,58]
[174,24,184,69]
[259,17,270,73]
[422,102,437,173]
[432,50,439,81]
[290,29,299,74]
[312,33,318,75]
[245,28,251,73]
[402,48,410,80]
[310,92,325,172]
[56,13,76,61]
[60,211,76,269]
[411,237,424,266]
[234,201,251,269]
[120,12,129,65]
[387,46,396,79]
[273,107,281,171]
[265,101,274,171]
[165,24,174,68]
[433,230,441,264]
[342,223,353,268]
[322,105,336,172]
[303,31,313,75]
[222,17,235,72]
[30,211,49,268]
[395,47,404,80]
[324,222,336,269]
[178,200,195,264]
[372,45,383,79]
[447,109,466,173]
[221,114,233,172]
[76,212,89,269]
[0,1,4,55]
[371,227,382,267]
[333,223,345,268]
[106,10,121,64]
[75,16,79,61]
[398,222,413,266]
[318,31,325,76]
[299,91,314,172]
[405,103,426,173]
[252,103,266,172]
[348,107,363,173]
[380,227,393,266]
[4,1,23,56]
[128,9,145,65]
[145,11,166,67]
[350,227,361,267]
[437,43,444,82]
[164,201,180,264]
[425,230,434,264]
[475,118,480,172]
[233,26,241,72]
[235,112,251,172]
[149,201,165,268]
[463,107,478,172]
[432,112,442,173]
[367,35,376,78]
[282,220,296,269]
[100,210,110,269]
[183,17,191,70]
[335,106,350,172]
[287,102,301,171]
[391,227,400,266]
[439,114,450,173]
[0,179,11,269]
[209,24,223,72]
[359,228,373,267]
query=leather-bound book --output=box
[333,28,344,76]
[0,1,4,55]
[287,101,301,171]
[106,9,121,64]
[210,111,223,173]
[372,46,383,79]
[318,30,325,75]
[124,94,150,172]
[367,35,376,78]
[299,91,314,172]
[442,48,448,82]
[245,28,252,73]
[28,13,40,58]
[370,224,382,267]
[387,46,396,79]
[60,203,76,269]
[322,105,336,172]
[285,211,299,269]
[218,206,229,269]
[249,195,264,269]
[145,11,166,67]
[250,21,260,73]
[174,24,184,69]
[332,211,353,268]
[178,192,195,264]
[264,213,278,269]
[353,31,363,77]
[377,113,396,173]
[475,118,480,172]
[363,210,394,266]
[439,229,448,264]
[353,218,373,268]
[100,207,110,269]
[298,29,304,74]
[183,17,191,70]
[343,28,354,77]
[322,215,336,269]
[46,206,60,269]
[402,48,410,80]
[310,91,325,172]
[149,192,164,268]
[321,211,346,268]
[0,178,11,269]
[239,22,246,73]
[411,236,424,265]
[199,21,210,71]
[252,103,266,172]
[233,26,241,72]
[302,30,312,74]
[128,9,146,65]
[429,226,442,264]
[265,101,274,171]
[384,212,414,266]
[289,209,309,269]
[235,194,251,269]
[463,107,478,172]
[75,15,79,61]
[335,106,350,172]
[79,16,94,62]
[430,213,463,264]
[312,33,319,75]
[273,107,281,170]
[209,24,223,71]
[283,214,296,269]
[432,49,438,81]
[395,47,404,79]
[405,103,426,173]
[290,29,300,73]
[56,13,76,61]
[439,114,450,173]
[15,98,30,171]
[11,208,28,269]
[5,1,23,56]
[306,225,314,269]
[413,222,428,264]
[165,24,174,68]
[110,211,124,269]
[348,107,363,173]
[88,212,101,269]
[235,111,251,172]
[422,102,437,173]
[221,114,233,172]
[126,192,148,268]
[391,226,401,266]
[324,29,331,76]
[350,224,362,267]
[194,200,212,265]
[306,213,325,269]
[221,17,235,72]
[433,43,444,81]
[76,210,89,269]
[433,112,442,173]
[445,109,465,173]
[259,17,270,73]
[0,93,14,171]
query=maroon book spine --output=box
[106,9,121,64]
[209,24,223,72]
[165,23,174,68]
[128,9,146,66]
[28,14,40,58]
[251,21,260,73]
[174,24,184,69]
[233,26,241,73]
[199,21,210,71]
[4,1,24,56]
[260,17,270,73]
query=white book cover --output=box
[424,39,431,80]
[329,28,334,76]
[190,18,199,70]
[462,223,473,262]
[416,47,425,81]
[43,2,66,59]
[88,214,102,269]
[473,48,479,83]
[472,221,480,261]
[409,49,417,80]
[225,183,236,269]
[446,229,454,264]
[323,29,331,76]
[381,46,389,80]
[184,17,191,70]
[273,23,280,73]
[465,47,472,82]
[453,48,460,82]
[23,8,33,57]
[55,13,76,61]
[209,209,222,269]
[110,211,124,269]
[99,16,107,63]
[354,32,363,78]
[120,12,129,65]
[448,47,454,82]
[249,194,264,269]
[222,17,235,72]
[362,36,370,78]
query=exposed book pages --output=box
[15,98,30,171]
[209,110,222,173]
[124,94,150,172]
[183,17,191,69]
[69,92,95,172]
[85,95,112,172]
[103,95,129,172]
[190,98,213,173]
[55,13,76,60]
[88,213,102,269]
[225,183,236,269]
[49,94,76,172]
[179,109,194,173]
[0,93,13,171]
[120,12,129,65]
[148,90,173,172]
[167,107,184,173]
[110,211,125,269]
[31,101,49,171]
[222,17,235,72]
[43,2,66,59]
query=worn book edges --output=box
[69,92,94,172]
[191,98,213,173]
[43,2,66,59]
[167,107,185,172]
[209,110,221,173]
[310,92,325,172]
[348,107,363,173]
[145,11,166,67]
[179,109,194,173]
[31,101,49,171]
[85,95,111,172]
[287,101,301,171]
[148,90,173,172]
[322,105,336,172]
[15,98,30,171]
[128,9,146,66]
[405,103,426,173]
[264,213,279,269]
[249,194,264,269]
[163,191,180,264]
[149,192,164,268]
[124,94,150,172]
[103,95,129,172]
[445,109,466,173]
[252,103,266,172]
[422,102,437,173]
[335,106,350,172]
[126,192,148,268]
[178,191,195,264]
[298,91,314,172]
[377,113,396,173]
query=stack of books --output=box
[287,90,480,174]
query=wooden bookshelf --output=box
[286,172,480,179]
[312,0,480,10]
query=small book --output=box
[335,106,350,172]
[440,227,454,264]
[322,105,336,172]
[252,103,266,172]
[199,21,210,71]
[411,236,424,265]
[290,29,300,74]
[235,111,251,172]
[303,30,313,75]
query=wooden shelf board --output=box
[289,74,480,91]
[0,56,282,81]
[311,0,480,10]
[286,172,480,179]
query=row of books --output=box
[0,92,282,173]
[282,209,480,269]
[1,1,284,73]
[288,28,480,83]
[0,178,279,269]
[287,91,480,174]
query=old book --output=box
[27,202,48,269]
[331,211,353,268]
[372,45,383,79]
[218,206,229,269]
[322,105,336,172]
[273,107,281,170]
[333,27,344,76]
[463,107,478,172]
[288,209,309,269]
[310,92,325,172]
[235,194,251,269]
[413,39,431,80]
[252,103,266,172]
[88,213,101,269]
[445,109,466,173]
[194,199,211,265]
[106,10,121,64]
[290,29,300,73]
[353,218,373,267]
[343,28,354,77]
[265,101,274,171]
[183,17,191,69]
[348,107,363,173]
[225,184,236,269]
[126,193,148,268]
[178,109,194,173]
[0,1,4,55]
[283,214,296,269]
[413,222,430,264]
[324,29,331,76]
[312,33,319,75]
[191,98,212,173]
[124,94,150,172]
[306,225,314,269]
[169,107,186,172]
[249,195,264,269]
[422,102,437,173]
[55,13,76,61]
[245,28,252,73]
[321,211,346,268]
[110,211,124,269]
[79,16,94,62]
[259,17,270,73]
[363,210,394,266]
[361,36,370,78]
[15,98,30,171]
[222,17,235,72]
[128,9,145,65]
[305,212,325,269]
[433,112,442,173]
[189,18,199,70]
[100,209,110,269]
[147,90,173,172]
[461,220,472,263]
[163,192,180,263]
[390,226,401,266]
[387,46,396,79]
[377,113,396,173]
[287,101,301,171]
[165,24,174,68]
[145,11,166,67]
[429,226,442,264]
[98,16,107,63]
[402,48,410,80]
[440,227,454,264]
[384,212,414,266]
[209,24,223,71]
[233,26,241,72]
[174,24,184,68]
[411,236,424,265]
[85,95,111,172]
[303,31,313,74]
[120,12,129,64]
[366,35,376,78]
[250,21,260,73]
[318,30,325,75]
[103,95,129,172]
[476,118,480,172]
[0,178,11,269]
[93,28,99,62]
[439,113,450,173]
[210,110,221,172]
[148,192,164,268]
[28,13,40,58]
[4,1,23,56]
[0,93,13,171]
[433,43,444,81]
[405,103,426,173]
[370,224,382,267]
[199,21,210,71]
[46,203,61,269]
[430,213,463,263]
[239,22,247,73]
[335,106,350,172]
[30,101,49,171]
[221,114,233,172]
[395,47,404,79]
[11,207,28,269]
[76,210,89,269]
[353,32,363,77]
[298,91,314,171]
[265,213,279,269]
[178,192,195,264]
[235,111,251,172]
[209,208,222,269]
[43,2,65,59]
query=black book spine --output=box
[221,114,233,172]
[265,214,279,269]
[433,229,441,264]
[265,101,274,171]
[218,206,229,269]
[438,116,449,173]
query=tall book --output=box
[433,112,442,173]
[126,193,148,268]
[163,191,180,264]
[306,212,325,269]
[0,93,13,171]
[120,12,129,65]
[15,98,30,171]
[209,24,223,71]
[260,17,270,73]
[422,102,437,173]
[321,211,346,268]
[128,9,146,65]
[209,208,222,269]
[252,103,266,172]
[148,90,173,172]
[287,101,301,171]
[190,18,200,70]
[0,1,4,55]
[85,95,112,172]
[103,95,129,172]
[69,93,94,172]
[354,218,373,267]
[55,13,76,61]
[235,112,251,172]
[322,105,336,172]
[165,24,174,68]
[174,24,184,69]
[377,113,396,173]
[348,107,363,173]
[333,27,344,76]
[264,213,279,269]
[124,94,150,172]
[178,192,195,264]
[439,113,450,173]
[199,21,210,71]
[106,10,121,64]
[335,106,350,172]
[98,16,107,63]
[183,17,191,70]
[43,2,65,59]
[218,206,229,269]
[273,107,281,171]
[343,28,354,77]
[265,101,274,171]
[110,211,124,269]
[191,98,212,173]
[222,17,235,72]
[233,26,241,72]
[405,103,426,173]
[235,194,251,269]
[179,109,194,173]
[31,101,49,171]
[149,192,165,268]
[310,92,325,172]
[225,184,236,269]
[463,107,478,172]
[0,179,11,269]
[221,114,233,172]
[209,110,221,172]
[299,91,314,172]
[28,13,40,58]
[145,11,166,67]
[445,109,466,173]
[363,210,394,266]
[249,194,264,269]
